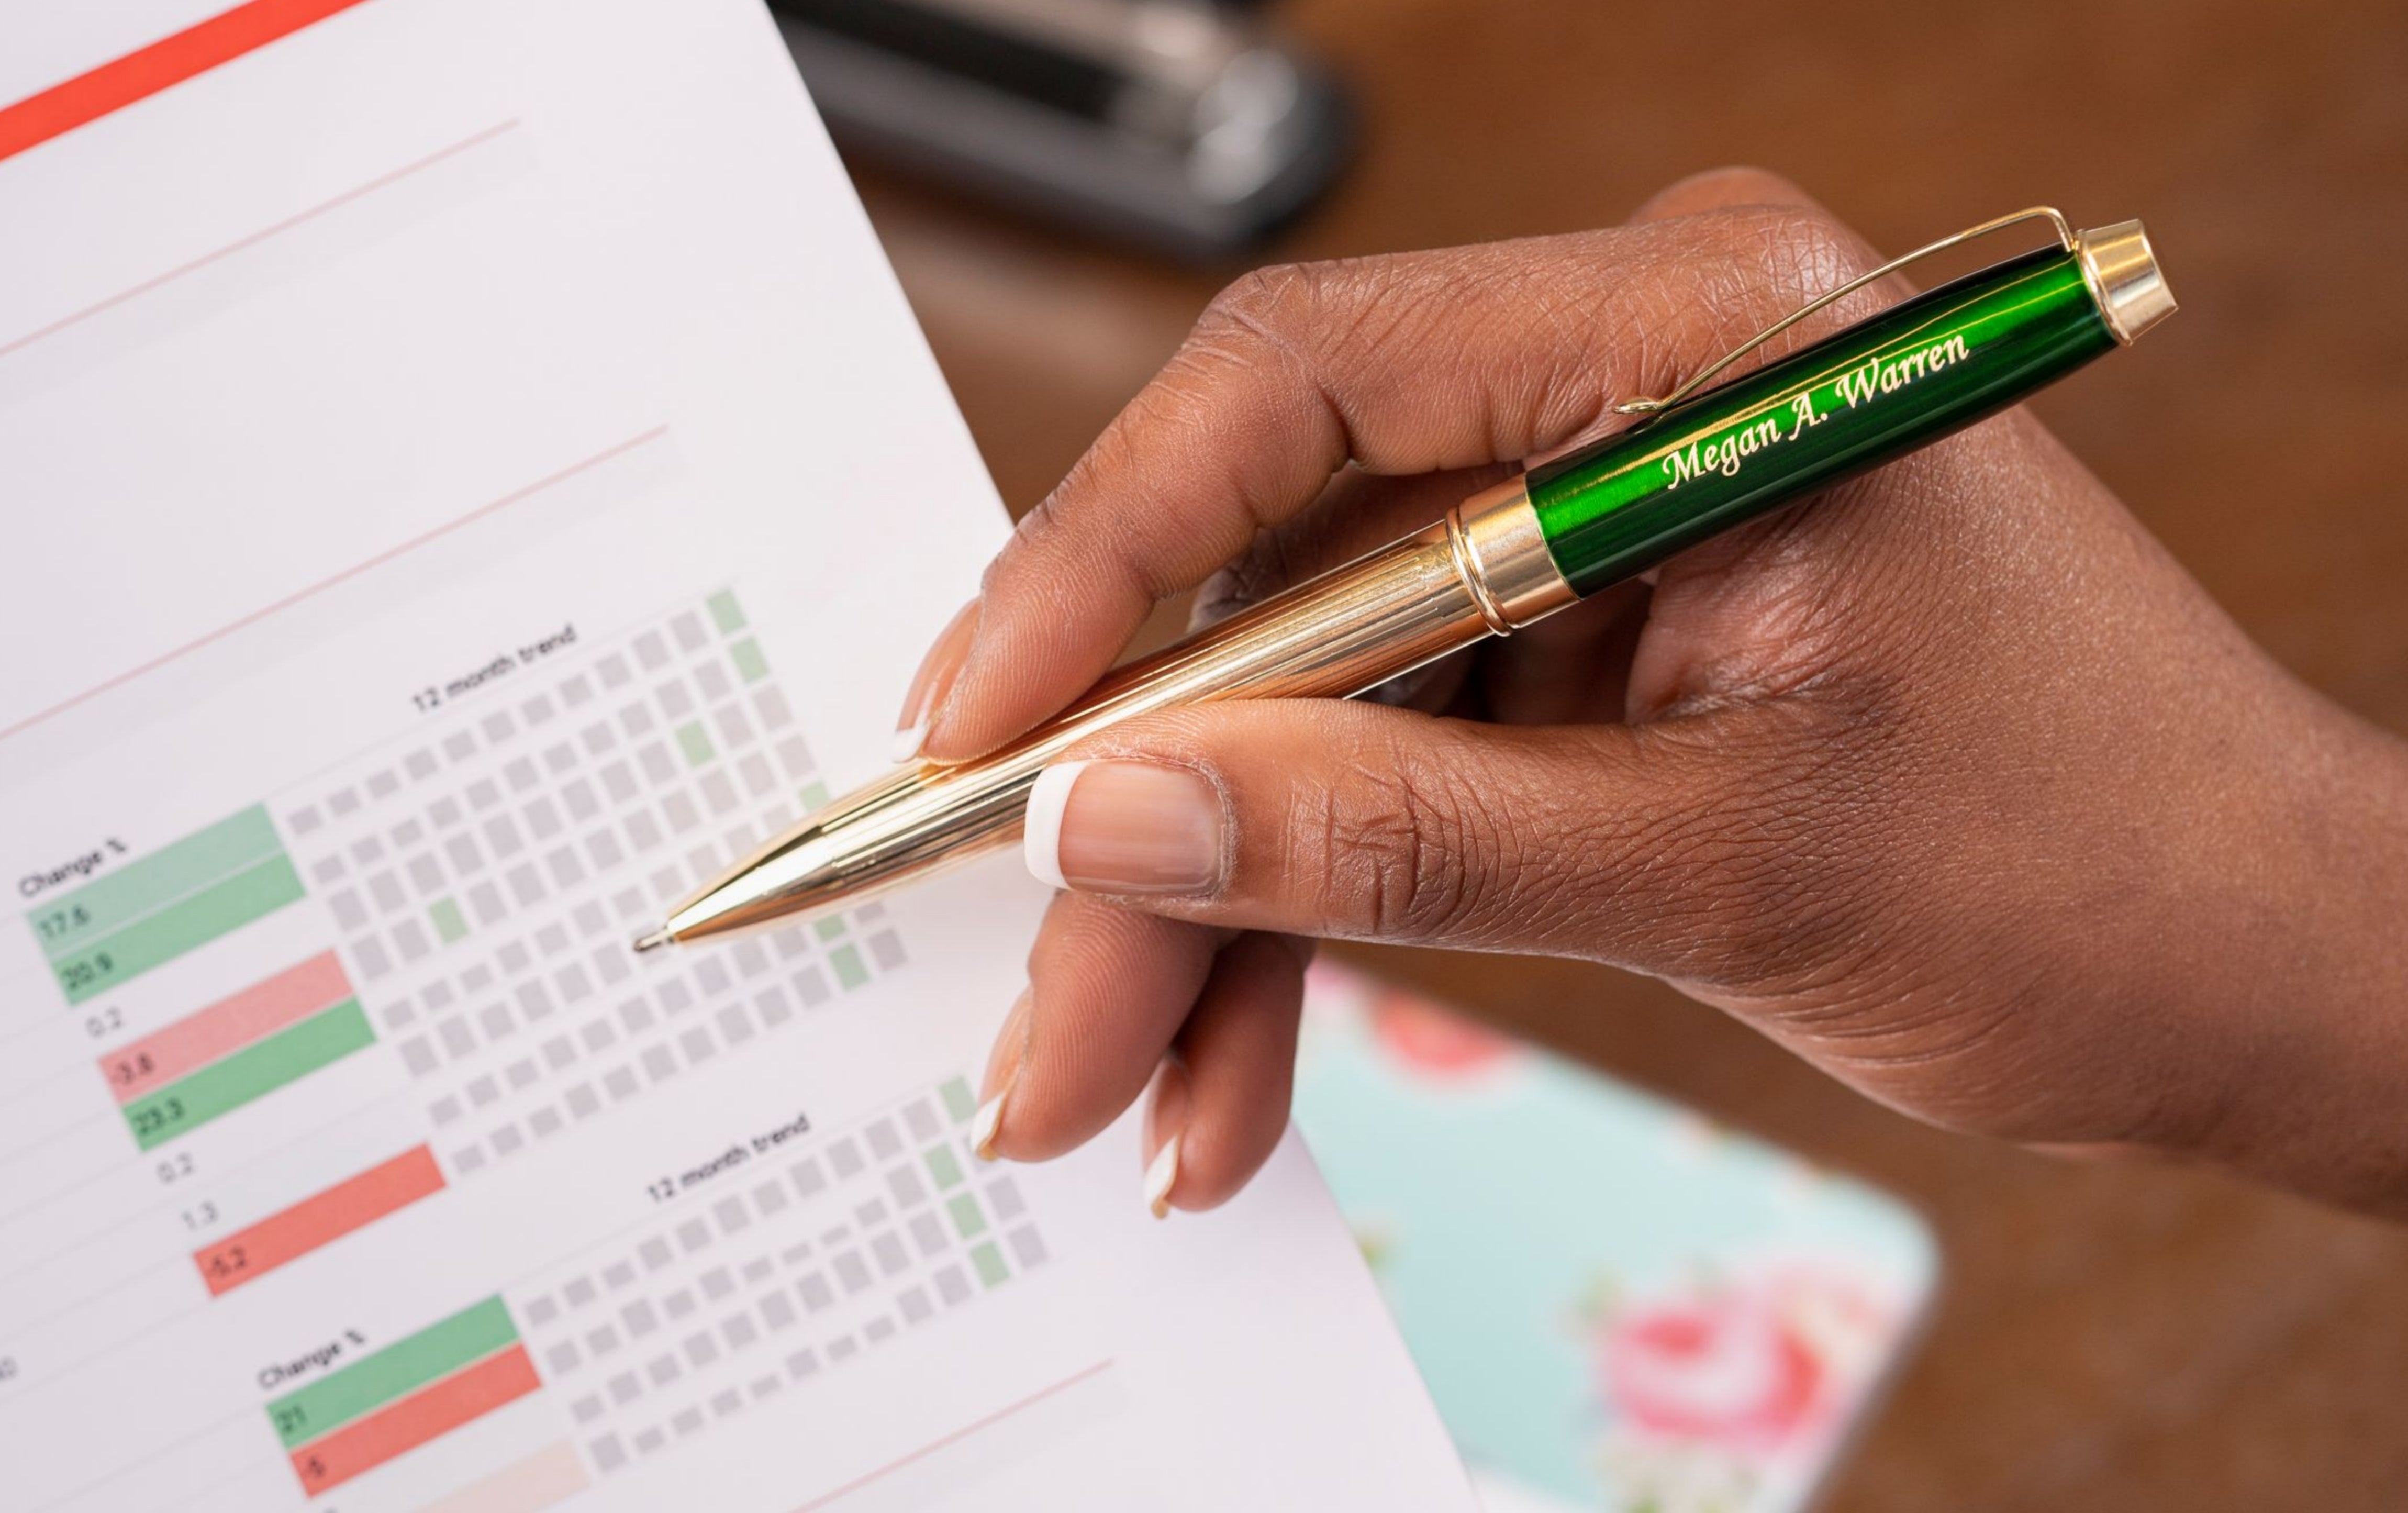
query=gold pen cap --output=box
[2078,219,2177,344]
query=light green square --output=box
[925,1144,964,1190]
[813,916,848,942]
[830,945,867,990]
[428,898,467,944]
[970,1241,1009,1289]
[676,721,715,767]
[799,781,831,808]
[708,590,747,634]
[730,638,768,683]
[939,1077,975,1122]
[949,1193,987,1240]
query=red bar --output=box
[196,1145,444,1297]
[0,0,380,164]
[290,1345,542,1495]
[98,950,350,1104]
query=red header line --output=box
[0,0,380,164]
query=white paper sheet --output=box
[0,3,1471,1508]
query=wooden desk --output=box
[844,2,2408,1505]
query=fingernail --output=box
[1143,1060,1190,1221]
[974,988,1030,1162]
[972,1084,1009,1162]
[1023,761,1223,895]
[893,598,979,763]
[1144,1133,1183,1220]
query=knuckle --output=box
[1289,736,1510,942]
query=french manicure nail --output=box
[972,1081,1009,1162]
[1023,761,1223,895]
[1144,1132,1182,1220]
[892,598,979,763]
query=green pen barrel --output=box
[1528,247,2116,595]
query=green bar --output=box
[948,1193,987,1241]
[429,898,468,944]
[799,781,830,808]
[924,1145,964,1191]
[830,945,867,991]
[125,1000,373,1151]
[27,806,281,962]
[267,1297,518,1450]
[729,638,769,683]
[970,1241,1009,1289]
[53,855,305,1005]
[708,590,746,633]
[676,721,716,767]
[939,1077,975,1123]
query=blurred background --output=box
[778,1,2408,1507]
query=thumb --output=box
[1019,696,1845,976]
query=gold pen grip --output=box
[656,479,1576,942]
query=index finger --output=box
[921,172,1866,761]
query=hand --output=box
[896,169,2408,1218]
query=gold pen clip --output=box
[1613,206,2078,417]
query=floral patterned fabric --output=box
[1293,964,1936,1513]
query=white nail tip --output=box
[1144,1132,1181,1220]
[889,722,927,765]
[1021,761,1087,892]
[971,1091,1006,1161]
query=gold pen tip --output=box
[631,928,674,954]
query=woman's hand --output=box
[895,169,2408,1218]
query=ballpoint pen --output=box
[637,207,2175,952]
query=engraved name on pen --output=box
[1660,331,1971,490]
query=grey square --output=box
[564,1274,597,1308]
[585,830,625,872]
[480,1002,516,1039]
[662,791,700,833]
[664,1287,698,1319]
[754,986,794,1028]
[754,687,794,729]
[444,731,479,761]
[986,1175,1026,1222]
[639,1237,675,1270]
[791,966,830,1007]
[593,944,632,986]
[645,1353,682,1387]
[525,796,562,839]
[407,854,444,893]
[853,1198,887,1228]
[623,810,662,851]
[312,854,347,885]
[797,1273,834,1312]
[933,1264,972,1306]
[542,1034,577,1070]
[886,1167,926,1209]
[430,795,465,829]
[832,1250,872,1294]
[1008,1225,1050,1269]
[524,1295,560,1326]
[581,1018,619,1053]
[605,1065,640,1100]
[699,1265,735,1301]
[864,1318,896,1345]
[636,1428,666,1456]
[585,1323,622,1357]
[328,787,361,816]
[640,743,676,785]
[699,770,739,816]
[505,1057,538,1089]
[634,631,670,670]
[790,1158,826,1199]
[516,980,555,1021]
[592,1433,627,1472]
[642,1045,678,1082]
[868,931,907,971]
[872,1234,908,1276]
[571,1394,605,1425]
[484,813,523,855]
[655,979,693,1016]
[563,778,601,823]
[506,863,544,907]
[604,1260,636,1289]
[749,1374,781,1401]
[289,805,323,833]
[368,871,406,912]
[695,661,731,703]
[694,957,732,997]
[712,1197,749,1235]
[759,1292,797,1331]
[366,770,399,799]
[672,612,707,651]
[721,1314,759,1351]
[656,681,694,720]
[489,1125,525,1156]
[601,762,638,803]
[467,778,501,811]
[828,1139,864,1178]
[469,881,507,925]
[828,1337,859,1363]
[777,737,813,780]
[865,1119,902,1161]
[622,1298,659,1337]
[738,752,776,798]
[483,711,518,742]
[430,1094,463,1125]
[617,998,654,1034]
[910,1212,949,1258]
[786,1348,819,1381]
[454,1144,487,1173]
[391,818,424,848]
[608,1371,642,1405]
[598,652,632,687]
[752,1180,788,1216]
[445,832,485,874]
[621,702,656,737]
[439,1017,476,1058]
[555,962,593,1003]
[679,1026,716,1063]
[530,1106,564,1138]
[715,705,755,750]
[904,1100,941,1142]
[399,1038,438,1076]
[682,1332,718,1369]
[731,938,771,979]
[898,1286,933,1326]
[545,847,584,889]
[391,918,430,962]
[566,1083,602,1118]
[741,1256,773,1285]
[676,1218,711,1253]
